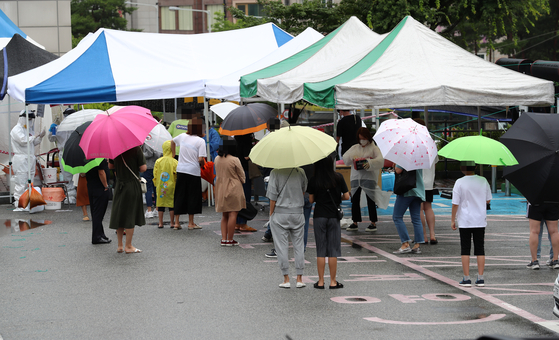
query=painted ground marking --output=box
[342,233,551,328]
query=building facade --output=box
[0,0,72,56]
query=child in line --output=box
[153,140,178,228]
[451,161,492,287]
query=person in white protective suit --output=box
[47,108,77,196]
[342,127,391,232]
[10,110,45,205]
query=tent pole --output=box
[204,98,212,207]
[478,106,483,177]
[25,104,31,212]
[424,106,428,127]
[8,95,13,204]
[174,98,177,121]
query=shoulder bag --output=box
[393,169,416,195]
[122,156,147,193]
[326,187,344,220]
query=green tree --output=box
[211,9,268,32]
[71,0,135,40]
[213,0,339,35]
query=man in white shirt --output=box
[171,116,207,230]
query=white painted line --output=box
[433,202,449,207]
[537,321,559,334]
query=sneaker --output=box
[262,235,273,242]
[475,279,485,287]
[552,260,559,269]
[459,279,472,287]
[346,223,358,231]
[547,259,553,266]
[144,210,153,219]
[365,224,377,232]
[221,240,228,246]
[393,246,412,254]
[265,249,277,258]
[411,246,421,254]
[229,240,239,246]
[526,260,540,270]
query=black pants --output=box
[459,227,485,256]
[351,187,377,223]
[89,188,109,242]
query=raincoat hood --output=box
[162,140,172,157]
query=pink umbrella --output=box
[79,105,158,159]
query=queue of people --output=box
[69,108,515,290]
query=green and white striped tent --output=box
[241,16,554,109]
[240,16,385,104]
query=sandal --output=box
[430,238,438,245]
[329,281,344,289]
[313,281,325,289]
[188,224,202,230]
[158,225,164,229]
[174,225,182,230]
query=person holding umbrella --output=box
[109,146,146,253]
[392,165,426,254]
[214,137,246,246]
[267,165,308,288]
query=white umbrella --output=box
[144,123,172,153]
[57,109,104,132]
[373,118,437,171]
[210,102,239,119]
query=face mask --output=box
[359,140,369,146]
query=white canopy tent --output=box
[8,23,293,104]
[240,16,385,103]
[204,27,324,101]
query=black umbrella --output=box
[218,103,277,136]
[60,121,103,175]
[501,112,559,204]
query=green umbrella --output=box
[438,135,518,166]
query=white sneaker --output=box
[145,210,153,219]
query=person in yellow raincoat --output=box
[153,140,178,229]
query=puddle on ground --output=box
[0,219,52,238]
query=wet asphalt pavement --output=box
[2,198,559,340]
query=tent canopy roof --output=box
[243,16,554,109]
[8,23,293,104]
[240,16,384,103]
[205,27,323,101]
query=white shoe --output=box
[279,282,291,288]
[145,210,153,219]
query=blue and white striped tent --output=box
[8,24,292,104]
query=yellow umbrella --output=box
[249,126,337,169]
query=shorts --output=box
[528,203,559,221]
[459,227,485,256]
[423,190,434,203]
[313,217,341,258]
[157,207,174,212]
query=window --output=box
[206,4,224,28]
[178,6,193,30]
[236,3,264,16]
[160,7,176,30]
